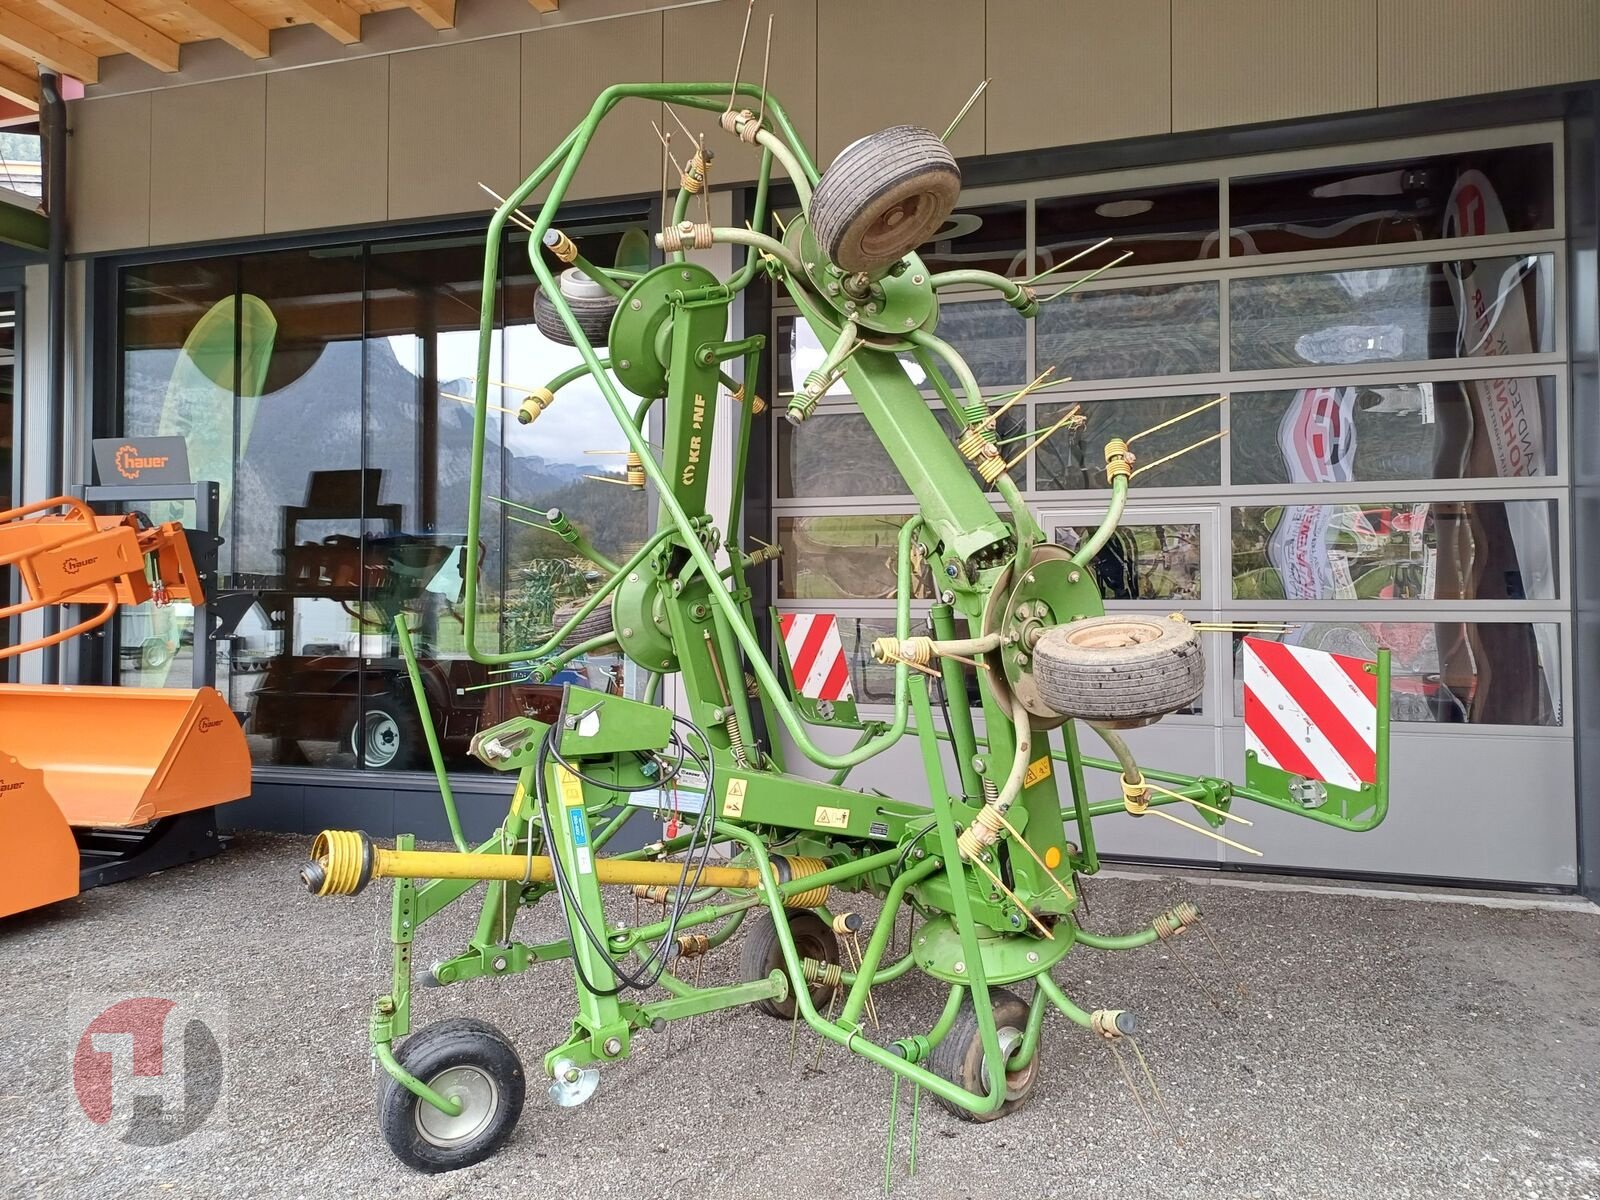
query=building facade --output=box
[5,0,1599,891]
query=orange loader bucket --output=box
[0,685,250,828]
[0,752,79,918]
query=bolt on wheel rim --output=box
[414,1065,499,1148]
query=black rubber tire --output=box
[552,599,618,652]
[1032,615,1204,726]
[379,1019,526,1173]
[809,125,961,274]
[533,269,619,347]
[929,986,1038,1122]
[740,909,839,1020]
[351,690,426,771]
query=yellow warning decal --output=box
[814,805,850,830]
[724,778,748,818]
[557,765,585,807]
[1023,756,1053,788]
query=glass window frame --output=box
[768,121,1571,733]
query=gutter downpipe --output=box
[39,68,66,684]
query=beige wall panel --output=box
[389,37,521,221]
[521,13,663,203]
[816,0,986,163]
[986,0,1171,152]
[149,75,267,246]
[266,58,390,234]
[1379,0,1600,105]
[68,93,152,253]
[1172,0,1378,131]
[662,0,820,185]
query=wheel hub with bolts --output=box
[415,1066,499,1149]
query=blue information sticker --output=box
[568,807,588,847]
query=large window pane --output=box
[1034,394,1222,490]
[1229,144,1555,256]
[777,314,925,399]
[121,257,238,532]
[777,515,935,601]
[236,250,367,768]
[1037,181,1221,269]
[1232,623,1561,726]
[119,258,238,696]
[1229,255,1555,371]
[826,616,936,705]
[1,292,15,659]
[928,299,1028,388]
[1052,522,1203,601]
[778,405,1024,498]
[1231,500,1558,601]
[1230,378,1558,485]
[1037,281,1221,381]
[916,201,1027,277]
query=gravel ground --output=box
[4,832,1599,1200]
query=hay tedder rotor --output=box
[300,60,1393,1176]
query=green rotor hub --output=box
[983,544,1107,728]
[610,261,723,400]
[911,915,1073,985]
[785,217,938,343]
[612,566,679,672]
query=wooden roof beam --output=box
[0,63,42,111]
[404,0,457,31]
[34,0,181,73]
[284,0,363,45]
[172,0,273,59]
[528,0,559,12]
[0,12,100,84]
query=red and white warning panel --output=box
[1243,637,1377,791]
[779,613,854,702]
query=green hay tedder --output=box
[300,69,1392,1175]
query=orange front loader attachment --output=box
[0,496,251,916]
[0,753,78,919]
[0,686,250,827]
[0,495,205,660]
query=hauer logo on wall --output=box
[68,993,227,1147]
[92,437,191,488]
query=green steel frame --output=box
[309,80,1395,1148]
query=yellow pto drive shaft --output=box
[300,829,764,898]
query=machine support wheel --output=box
[809,126,961,274]
[740,909,839,1020]
[351,691,426,771]
[1032,615,1205,727]
[534,268,620,347]
[929,986,1039,1122]
[379,1018,526,1173]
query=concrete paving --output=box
[4,832,1599,1200]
